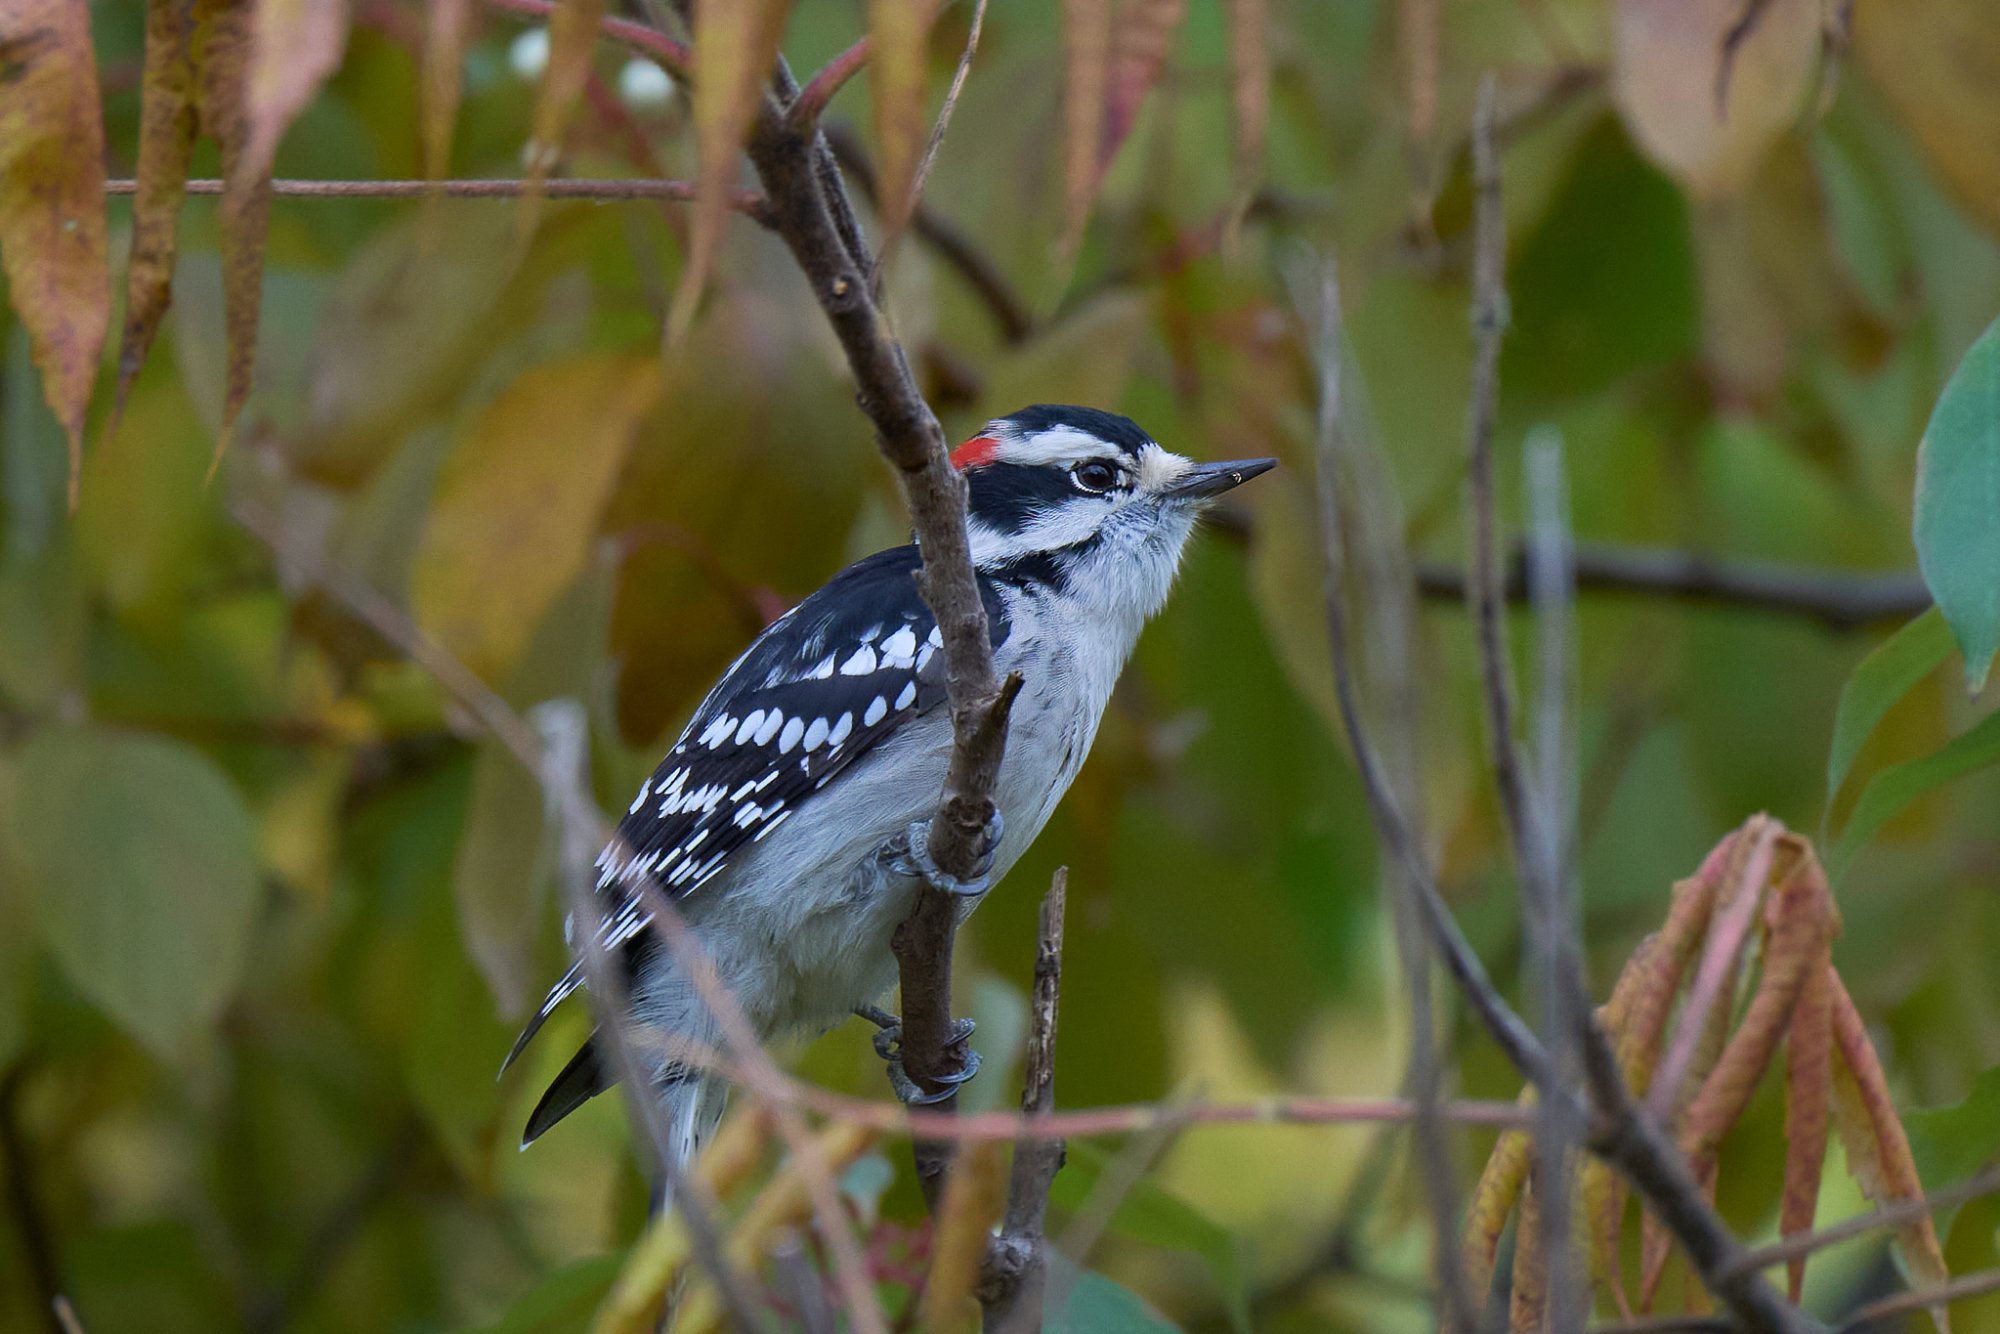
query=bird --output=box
[503,403,1275,1166]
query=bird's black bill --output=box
[1167,457,1279,500]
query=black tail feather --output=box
[520,1035,618,1148]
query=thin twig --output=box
[771,1229,838,1334]
[1725,1161,2000,1280]
[1411,546,1931,631]
[981,869,1069,1333]
[872,0,988,284]
[1,1064,64,1334]
[105,177,773,221]
[789,35,873,130]
[1833,1266,2000,1332]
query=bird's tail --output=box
[519,1031,731,1179]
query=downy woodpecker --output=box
[504,404,1275,1162]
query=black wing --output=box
[504,546,1006,1066]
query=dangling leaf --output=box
[1913,312,2000,693]
[240,0,349,184]
[1780,959,1834,1302]
[1222,0,1268,212]
[0,0,110,500]
[1102,0,1186,172]
[191,0,267,471]
[670,0,792,343]
[1058,0,1110,253]
[1832,705,2000,876]
[420,0,472,182]
[523,0,607,233]
[1462,1120,1531,1304]
[866,0,941,238]
[115,0,201,428]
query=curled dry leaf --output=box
[116,0,201,428]
[1781,956,1834,1302]
[866,0,940,239]
[192,0,268,470]
[1460,1115,1531,1309]
[670,0,793,344]
[1059,0,1111,254]
[1509,1168,1547,1333]
[1828,967,1952,1334]
[0,0,110,499]
[1613,0,1817,197]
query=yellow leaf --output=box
[919,1141,1007,1333]
[1612,0,1817,197]
[1462,1120,1531,1307]
[1854,0,2000,234]
[412,355,661,682]
[671,0,793,343]
[0,0,110,499]
[1510,1168,1546,1332]
[524,0,606,233]
[867,0,941,237]
[115,0,201,427]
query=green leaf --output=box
[1825,607,1954,809]
[7,726,259,1058]
[1906,1065,2000,1241]
[1832,705,2000,875]
[1049,1142,1250,1332]
[1914,312,2000,692]
[457,1254,624,1334]
[1046,1255,1183,1334]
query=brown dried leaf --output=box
[1398,0,1437,149]
[0,0,110,499]
[1618,859,1723,1098]
[192,0,267,469]
[866,0,940,238]
[521,0,605,237]
[1680,842,1832,1161]
[115,0,201,428]
[1223,0,1268,207]
[918,1141,1008,1333]
[1102,0,1185,171]
[412,355,661,682]
[1853,0,2000,234]
[1059,0,1111,252]
[1582,1156,1633,1318]
[1781,956,1834,1302]
[1509,1169,1546,1333]
[421,0,471,181]
[242,0,348,182]
[669,0,792,343]
[1613,0,1817,198]
[1829,968,1952,1334]
[1462,1119,1532,1307]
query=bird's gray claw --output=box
[888,812,1005,898]
[866,1014,981,1106]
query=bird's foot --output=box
[887,811,1005,898]
[856,1007,981,1106]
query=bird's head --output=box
[946,404,1275,618]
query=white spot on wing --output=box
[778,716,805,753]
[864,696,888,726]
[735,710,765,744]
[828,712,852,746]
[808,653,835,680]
[804,716,830,751]
[753,809,794,841]
[628,777,652,814]
[840,644,878,676]
[879,626,918,667]
[700,714,734,748]
[754,710,783,745]
[895,680,917,710]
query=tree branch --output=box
[980,869,1068,1333]
[788,36,872,130]
[104,177,773,222]
[737,39,1019,1209]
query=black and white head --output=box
[950,404,1276,620]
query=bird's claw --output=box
[887,812,1005,898]
[863,1012,981,1106]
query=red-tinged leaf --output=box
[866,0,940,237]
[192,0,267,470]
[115,0,201,428]
[1582,1156,1633,1318]
[1462,1121,1531,1307]
[1619,866,1722,1097]
[0,0,110,500]
[1782,957,1835,1303]
[1829,968,1952,1333]
[1059,0,1111,253]
[1509,1169,1546,1333]
[669,0,792,344]
[421,0,471,182]
[241,0,349,182]
[524,0,607,228]
[1680,844,1833,1160]
[1223,0,1268,206]
[1102,0,1185,170]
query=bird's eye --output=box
[1072,460,1120,494]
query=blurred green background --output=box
[3,0,2000,1329]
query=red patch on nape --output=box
[950,434,999,471]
